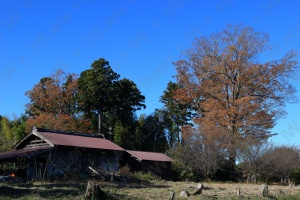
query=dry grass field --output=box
[0,180,300,199]
[100,181,300,199]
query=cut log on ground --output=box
[179,190,190,198]
[193,183,204,195]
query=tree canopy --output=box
[25,69,90,132]
[77,58,146,136]
[160,81,194,145]
[174,24,299,162]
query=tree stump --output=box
[193,183,204,195]
[169,191,175,200]
[85,181,102,199]
[236,188,241,196]
[179,190,190,198]
[260,184,268,197]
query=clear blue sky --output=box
[1,0,300,145]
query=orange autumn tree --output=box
[25,69,91,133]
[174,24,299,165]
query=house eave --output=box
[14,127,55,149]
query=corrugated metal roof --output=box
[0,147,53,161]
[35,130,124,151]
[126,150,174,162]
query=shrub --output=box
[131,171,161,181]
[291,168,300,185]
[118,165,131,176]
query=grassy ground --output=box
[0,180,300,199]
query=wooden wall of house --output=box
[26,152,52,182]
[141,161,172,179]
[45,146,121,181]
[119,152,141,172]
[120,154,172,179]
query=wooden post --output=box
[169,191,175,200]
[289,181,295,187]
[260,184,268,197]
[110,174,114,182]
[236,188,240,196]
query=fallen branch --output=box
[88,166,107,181]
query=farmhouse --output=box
[121,150,174,179]
[0,127,173,181]
[0,127,124,181]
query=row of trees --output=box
[2,58,174,152]
[168,138,300,183]
[24,58,150,150]
[1,24,299,182]
[0,115,27,152]
[238,143,300,184]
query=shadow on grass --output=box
[0,182,143,200]
[100,190,141,200]
[32,182,85,190]
[202,186,214,190]
[1,181,170,199]
[0,185,32,197]
[109,183,171,189]
[0,183,84,199]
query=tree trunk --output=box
[177,123,181,144]
[98,113,101,135]
[228,155,236,179]
[228,130,238,179]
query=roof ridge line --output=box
[34,127,104,138]
[126,150,165,153]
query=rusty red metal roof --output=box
[0,147,53,161]
[35,129,124,151]
[126,150,174,162]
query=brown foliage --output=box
[25,69,91,133]
[238,143,300,183]
[169,125,232,180]
[26,113,91,133]
[174,25,299,156]
[25,69,78,116]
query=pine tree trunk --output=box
[98,113,101,135]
